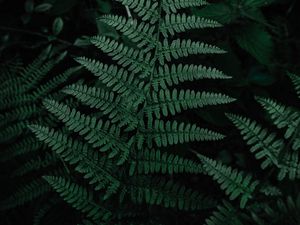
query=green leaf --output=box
[191,3,238,24]
[241,0,277,8]
[52,17,64,36]
[234,24,273,65]
[96,0,112,13]
[34,3,53,12]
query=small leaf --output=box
[74,36,91,46]
[34,3,52,12]
[52,17,64,36]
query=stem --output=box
[0,26,73,46]
[125,5,132,19]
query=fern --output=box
[43,176,113,221]
[128,176,216,210]
[204,201,243,225]
[28,125,122,199]
[227,73,300,181]
[196,153,259,208]
[0,179,51,210]
[26,0,235,222]
[129,148,203,175]
[226,113,283,169]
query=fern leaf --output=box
[162,0,208,14]
[143,120,225,148]
[129,148,203,175]
[75,57,146,103]
[226,113,283,169]
[63,84,139,130]
[0,179,51,210]
[116,0,159,24]
[129,176,216,210]
[12,153,58,177]
[19,45,52,81]
[42,99,132,164]
[152,64,231,90]
[255,96,300,140]
[161,14,221,37]
[0,104,39,128]
[32,66,81,98]
[158,39,225,65]
[0,137,43,162]
[204,200,243,225]
[43,176,113,221]
[145,89,235,118]
[288,72,300,99]
[29,125,121,198]
[99,15,156,50]
[0,121,27,143]
[90,36,152,76]
[33,198,61,225]
[196,153,259,208]
[21,51,67,92]
[278,151,300,180]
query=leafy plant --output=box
[23,0,235,224]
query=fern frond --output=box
[12,153,58,177]
[43,176,113,221]
[0,137,43,162]
[0,179,51,210]
[116,0,159,24]
[99,15,156,50]
[0,94,34,111]
[75,57,146,103]
[196,153,259,208]
[158,39,225,65]
[33,198,61,225]
[29,125,122,198]
[63,84,139,130]
[0,121,27,143]
[278,151,300,180]
[42,99,132,164]
[204,201,243,225]
[90,36,152,76]
[161,14,221,37]
[143,120,225,148]
[152,64,231,90]
[0,104,39,128]
[255,96,300,140]
[19,45,52,81]
[21,51,67,93]
[288,72,300,98]
[260,184,282,196]
[128,176,216,210]
[226,113,283,169]
[145,89,235,118]
[129,148,203,175]
[162,0,208,13]
[32,66,81,98]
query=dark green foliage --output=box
[227,76,300,180]
[196,153,259,208]
[9,0,235,223]
[1,0,300,225]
